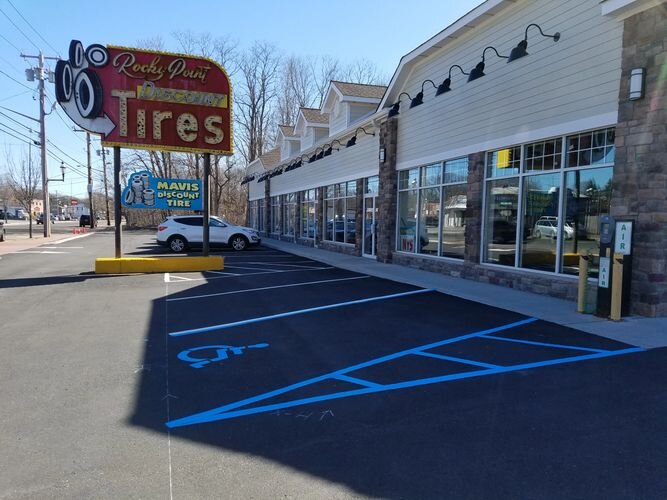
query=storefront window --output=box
[257,200,264,232]
[324,181,357,244]
[484,178,519,265]
[271,196,280,234]
[561,167,612,277]
[300,189,316,239]
[398,160,468,258]
[365,175,379,195]
[483,128,614,275]
[283,193,296,236]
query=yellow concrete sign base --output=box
[95,256,224,274]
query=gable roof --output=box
[331,81,387,100]
[258,147,281,169]
[300,108,330,125]
[278,124,296,138]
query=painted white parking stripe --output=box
[206,270,242,276]
[164,272,170,283]
[39,246,83,249]
[240,262,324,269]
[10,250,69,254]
[52,232,96,244]
[167,276,370,302]
[169,288,435,336]
[167,267,336,283]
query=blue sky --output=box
[0,0,480,197]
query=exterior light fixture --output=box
[435,65,469,95]
[346,127,375,147]
[387,92,413,118]
[629,68,645,100]
[379,147,386,163]
[410,80,436,108]
[507,24,561,63]
[316,148,325,161]
[308,153,318,163]
[468,46,509,82]
[324,140,341,156]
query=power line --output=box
[43,87,86,143]
[0,89,32,102]
[0,54,22,73]
[0,124,32,145]
[0,31,21,52]
[0,120,38,144]
[0,109,35,132]
[6,0,60,57]
[0,68,33,90]
[0,6,41,52]
[47,139,105,175]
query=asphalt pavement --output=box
[1,231,665,499]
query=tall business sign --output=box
[55,40,232,257]
[55,40,232,154]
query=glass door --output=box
[363,195,378,257]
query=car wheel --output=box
[230,234,248,251]
[168,235,188,253]
[534,229,541,239]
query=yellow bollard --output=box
[610,253,624,321]
[577,254,590,313]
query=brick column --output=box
[611,5,667,316]
[465,152,485,268]
[376,117,398,263]
[354,178,363,254]
[295,191,302,240]
[277,195,284,237]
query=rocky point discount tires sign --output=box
[55,40,232,155]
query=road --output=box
[1,231,665,499]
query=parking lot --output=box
[2,232,667,498]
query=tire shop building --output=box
[245,0,667,317]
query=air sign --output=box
[55,41,232,155]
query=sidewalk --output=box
[262,239,667,349]
[0,226,98,255]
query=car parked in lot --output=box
[157,215,261,252]
[36,213,56,224]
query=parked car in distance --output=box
[157,215,261,252]
[36,213,56,224]
[533,217,573,239]
[0,221,5,242]
[79,214,91,227]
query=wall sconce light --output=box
[468,46,509,82]
[507,24,561,63]
[308,153,318,163]
[410,80,436,108]
[324,140,341,156]
[387,92,413,118]
[435,65,469,96]
[629,68,645,100]
[316,148,325,161]
[346,127,375,147]
[379,147,386,163]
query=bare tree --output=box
[135,36,165,51]
[312,55,342,107]
[236,41,281,164]
[276,55,318,126]
[6,148,40,238]
[343,58,388,86]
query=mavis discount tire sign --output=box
[55,40,232,155]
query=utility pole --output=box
[86,132,95,228]
[97,147,111,226]
[22,51,59,237]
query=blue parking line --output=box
[169,288,436,337]
[166,317,538,427]
[414,351,501,369]
[481,334,607,353]
[166,346,644,427]
[334,374,383,388]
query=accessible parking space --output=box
[128,249,667,497]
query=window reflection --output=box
[520,172,560,272]
[484,178,519,265]
[442,184,466,258]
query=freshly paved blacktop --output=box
[1,231,666,499]
[261,239,667,349]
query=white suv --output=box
[157,216,261,252]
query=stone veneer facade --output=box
[611,4,667,316]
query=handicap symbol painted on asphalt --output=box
[177,343,270,369]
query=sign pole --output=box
[202,153,211,256]
[113,146,122,258]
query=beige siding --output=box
[395,0,623,167]
[270,135,379,195]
